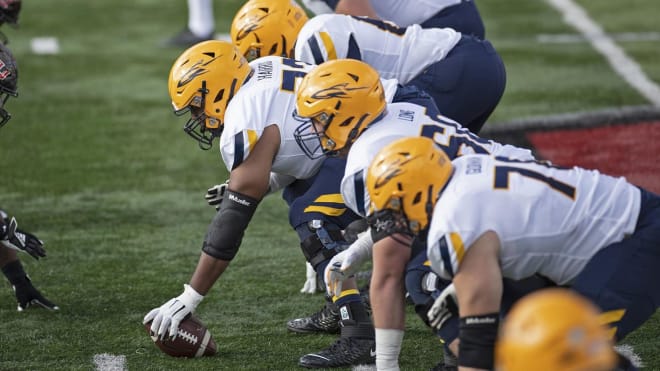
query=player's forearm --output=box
[335,0,379,18]
[189,252,230,295]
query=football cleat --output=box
[287,300,340,334]
[298,336,375,368]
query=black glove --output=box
[1,217,47,259]
[13,276,59,311]
[204,181,229,211]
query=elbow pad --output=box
[202,190,259,261]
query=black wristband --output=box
[458,313,500,369]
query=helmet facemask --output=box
[293,110,339,159]
[175,80,222,150]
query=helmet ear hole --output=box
[412,192,422,205]
[268,43,278,56]
[214,89,225,103]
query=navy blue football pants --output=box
[572,187,660,341]
[407,35,506,134]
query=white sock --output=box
[375,328,404,371]
[187,0,214,36]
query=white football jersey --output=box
[341,102,535,216]
[295,14,461,85]
[426,155,641,285]
[371,0,462,27]
[220,56,398,180]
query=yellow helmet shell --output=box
[496,288,618,371]
[168,40,251,130]
[231,0,308,61]
[366,137,452,233]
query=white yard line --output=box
[30,37,60,55]
[615,344,644,368]
[538,31,660,44]
[93,353,127,371]
[546,0,660,106]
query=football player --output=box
[299,0,485,39]
[0,41,58,312]
[496,288,623,371]
[142,40,441,368]
[293,59,541,370]
[231,0,504,134]
[365,136,659,370]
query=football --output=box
[144,315,217,358]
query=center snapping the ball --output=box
[145,315,217,358]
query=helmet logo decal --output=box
[177,56,220,89]
[0,59,10,80]
[235,14,267,41]
[311,83,367,99]
[373,155,419,189]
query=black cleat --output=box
[162,27,214,48]
[299,336,375,368]
[430,345,458,371]
[287,301,340,334]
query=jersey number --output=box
[494,166,576,199]
[281,58,308,92]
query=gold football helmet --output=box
[366,137,452,234]
[496,288,617,371]
[168,40,251,149]
[230,0,308,61]
[294,59,386,159]
[0,42,18,129]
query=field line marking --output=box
[546,0,660,106]
[93,353,127,371]
[615,344,644,368]
[537,31,660,44]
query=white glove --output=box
[300,262,318,294]
[204,181,229,210]
[143,284,204,340]
[324,229,373,297]
[427,283,458,331]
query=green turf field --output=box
[0,0,658,370]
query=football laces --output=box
[178,329,198,345]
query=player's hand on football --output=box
[427,283,458,331]
[1,217,47,260]
[204,180,229,210]
[13,277,59,312]
[324,229,373,297]
[143,284,204,340]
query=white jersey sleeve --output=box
[295,14,461,85]
[219,56,324,179]
[341,102,535,217]
[371,0,462,27]
[427,155,641,285]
